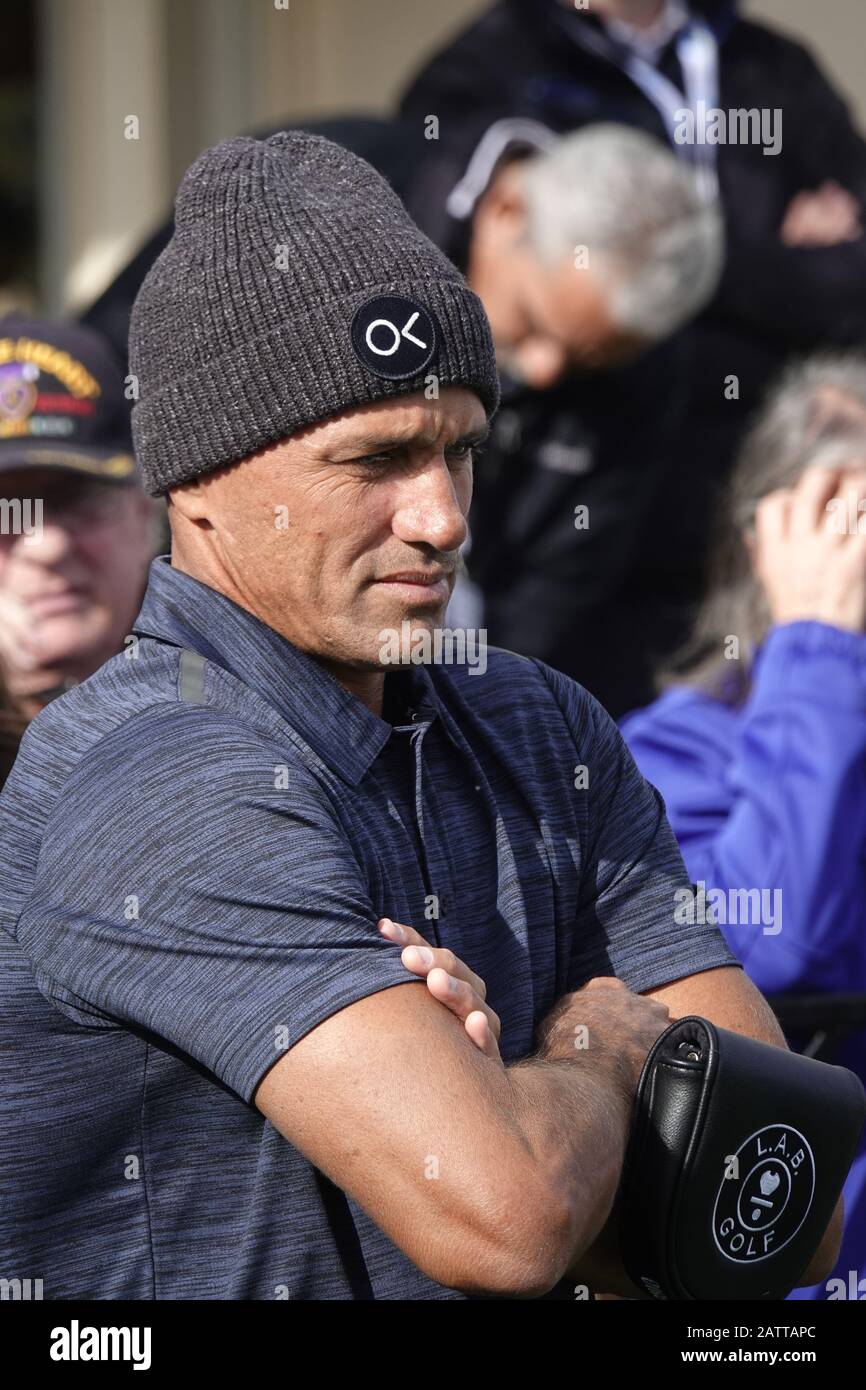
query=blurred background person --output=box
[453,121,721,711]
[0,316,163,722]
[620,354,866,1299]
[400,0,866,677]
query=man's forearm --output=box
[504,1051,632,1283]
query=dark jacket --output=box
[466,339,687,716]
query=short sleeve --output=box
[533,661,741,993]
[14,705,423,1104]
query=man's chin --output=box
[370,610,452,670]
[326,607,448,671]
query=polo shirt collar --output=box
[131,554,441,786]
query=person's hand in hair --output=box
[752,463,866,632]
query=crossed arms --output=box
[254,922,843,1298]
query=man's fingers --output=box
[378,917,425,948]
[464,1010,500,1060]
[379,918,487,999]
[425,966,501,1040]
[378,918,502,1056]
[581,975,628,993]
[403,944,487,1000]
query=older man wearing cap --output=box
[0,317,162,721]
[0,132,843,1300]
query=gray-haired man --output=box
[446,120,722,713]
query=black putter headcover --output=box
[618,1016,866,1300]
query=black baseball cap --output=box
[0,314,138,484]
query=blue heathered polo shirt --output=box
[0,554,738,1300]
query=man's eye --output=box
[447,443,484,464]
[353,443,485,466]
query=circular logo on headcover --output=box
[712,1123,815,1264]
[351,295,438,380]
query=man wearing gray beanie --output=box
[0,131,838,1301]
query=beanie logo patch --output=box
[351,295,438,381]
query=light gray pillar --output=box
[38,0,172,314]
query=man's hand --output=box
[378,917,502,1061]
[534,976,671,1104]
[780,180,863,247]
[530,977,672,1299]
[372,942,844,1296]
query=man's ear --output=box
[477,160,529,242]
[165,478,210,524]
[742,524,758,568]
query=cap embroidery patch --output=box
[0,339,101,441]
[350,295,438,380]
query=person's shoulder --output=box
[4,641,178,798]
[432,645,573,699]
[619,684,737,760]
[27,676,331,879]
[17,642,317,820]
[727,10,837,80]
[63,683,293,793]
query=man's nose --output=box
[390,457,468,553]
[14,516,77,562]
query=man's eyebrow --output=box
[328,422,491,458]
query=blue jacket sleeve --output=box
[621,622,866,994]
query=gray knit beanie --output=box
[129,130,500,497]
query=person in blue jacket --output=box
[621,352,866,1300]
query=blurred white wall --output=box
[39,0,171,313]
[38,0,482,312]
[37,0,866,313]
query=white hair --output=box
[519,123,724,340]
